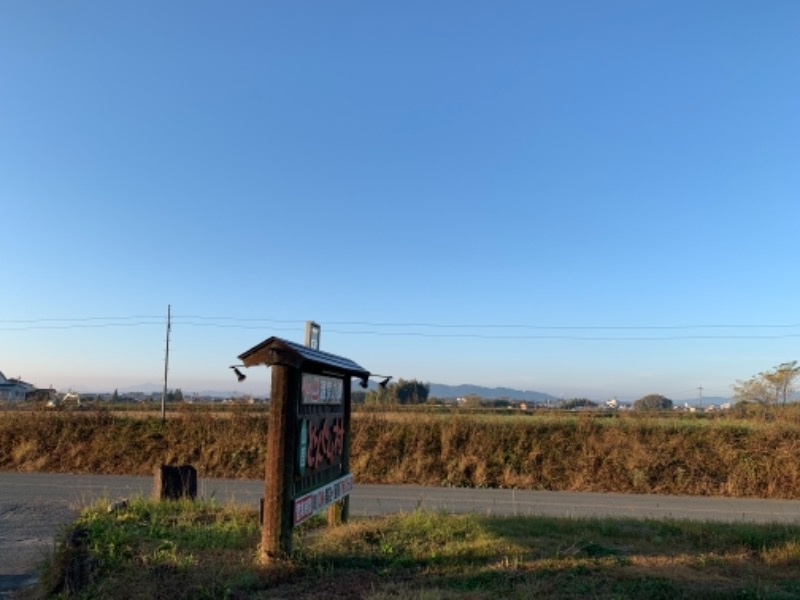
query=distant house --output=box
[0,371,35,402]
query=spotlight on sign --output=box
[359,374,393,389]
[230,365,247,382]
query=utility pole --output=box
[697,386,703,405]
[161,304,171,422]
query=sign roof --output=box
[238,336,370,380]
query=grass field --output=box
[31,498,800,599]
[7,403,800,598]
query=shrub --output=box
[633,394,673,411]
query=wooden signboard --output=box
[237,337,370,560]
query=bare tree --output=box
[732,361,800,405]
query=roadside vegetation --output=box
[30,498,800,599]
[9,364,800,598]
[3,403,800,498]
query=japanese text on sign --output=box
[294,474,354,526]
[305,416,344,470]
[301,374,343,405]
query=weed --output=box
[32,503,800,599]
[6,407,800,499]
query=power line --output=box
[0,316,162,323]
[172,322,301,331]
[2,314,800,341]
[174,315,304,324]
[0,322,164,331]
[319,321,800,331]
[4,314,800,330]
[176,316,800,331]
[326,329,800,341]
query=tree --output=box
[365,385,391,405]
[731,376,775,405]
[764,362,800,404]
[365,378,430,405]
[633,393,673,411]
[732,361,800,405]
[392,379,430,405]
[561,398,597,410]
[459,394,483,408]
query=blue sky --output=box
[2,1,799,401]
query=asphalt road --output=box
[4,472,800,596]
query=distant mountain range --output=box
[110,381,558,401]
[116,383,253,398]
[75,382,730,406]
[428,384,557,403]
[427,385,731,406]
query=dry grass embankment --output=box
[3,404,800,498]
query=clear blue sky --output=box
[2,1,798,401]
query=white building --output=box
[0,371,35,402]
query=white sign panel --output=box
[301,374,343,405]
[293,473,354,526]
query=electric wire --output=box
[4,314,793,399]
[0,322,165,331]
[2,314,800,341]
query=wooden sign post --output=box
[237,336,370,561]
